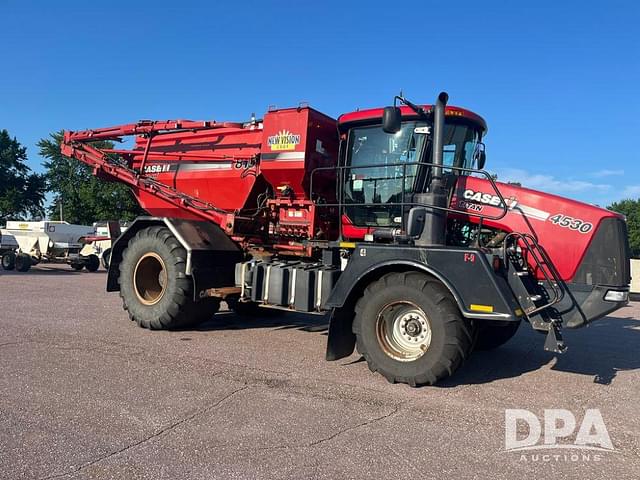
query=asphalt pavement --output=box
[1,264,638,479]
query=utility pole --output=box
[59,195,63,222]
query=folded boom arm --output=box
[61,120,256,233]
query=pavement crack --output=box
[226,403,403,453]
[38,385,250,480]
[308,403,402,447]
[0,341,27,348]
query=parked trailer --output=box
[1,221,99,272]
[61,92,631,386]
[79,221,124,270]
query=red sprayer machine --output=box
[61,92,630,386]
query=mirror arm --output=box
[394,95,429,118]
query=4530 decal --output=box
[548,214,593,233]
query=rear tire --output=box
[85,254,100,272]
[353,272,476,387]
[71,263,84,271]
[15,253,31,272]
[475,320,521,350]
[119,226,219,329]
[2,252,16,271]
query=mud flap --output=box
[325,307,356,361]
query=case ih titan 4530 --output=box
[61,92,631,386]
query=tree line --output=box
[0,128,639,258]
[0,129,143,225]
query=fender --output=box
[325,247,520,321]
[107,216,241,298]
[324,245,522,361]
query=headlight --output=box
[604,290,628,302]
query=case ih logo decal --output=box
[268,130,301,151]
[460,189,561,224]
[143,164,173,174]
[463,189,504,207]
[458,190,506,213]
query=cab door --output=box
[341,122,428,234]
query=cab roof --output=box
[338,105,488,134]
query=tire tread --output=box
[119,226,219,329]
[353,271,476,387]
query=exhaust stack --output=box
[431,92,448,179]
[413,91,449,246]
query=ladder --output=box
[503,232,567,353]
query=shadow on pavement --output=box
[439,315,640,387]
[0,266,107,276]
[551,315,640,385]
[170,305,640,387]
[196,309,329,334]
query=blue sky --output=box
[1,0,638,206]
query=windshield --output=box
[442,123,482,172]
[343,120,481,228]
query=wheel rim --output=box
[376,301,432,361]
[133,252,167,306]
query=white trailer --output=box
[79,221,124,270]
[0,221,99,272]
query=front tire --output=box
[353,272,475,387]
[119,226,219,329]
[2,252,16,271]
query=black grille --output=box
[573,217,631,286]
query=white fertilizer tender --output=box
[0,221,99,272]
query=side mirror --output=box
[474,143,486,170]
[382,106,402,134]
[407,207,426,237]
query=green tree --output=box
[608,198,640,258]
[39,131,144,224]
[0,130,46,222]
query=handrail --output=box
[309,160,509,239]
[503,232,564,316]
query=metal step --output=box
[506,264,538,314]
[503,232,564,318]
